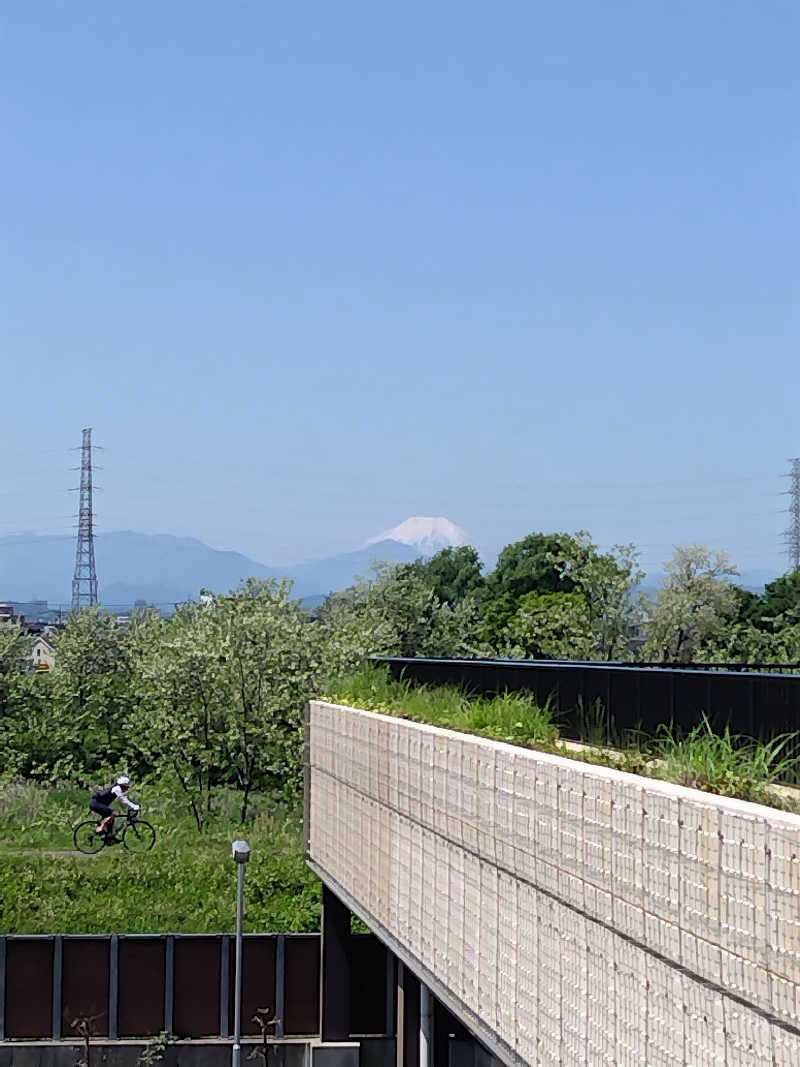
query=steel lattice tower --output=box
[783,458,800,573]
[71,427,99,611]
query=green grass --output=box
[0,781,320,934]
[653,715,800,805]
[328,666,800,812]
[329,668,559,748]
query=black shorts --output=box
[90,798,113,818]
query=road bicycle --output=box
[73,810,157,855]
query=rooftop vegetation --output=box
[327,666,800,812]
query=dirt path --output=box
[0,847,95,858]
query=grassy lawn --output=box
[0,781,320,935]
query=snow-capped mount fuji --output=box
[365,516,470,556]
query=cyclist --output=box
[90,776,140,840]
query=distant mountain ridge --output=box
[638,569,779,596]
[0,529,429,610]
[0,531,275,608]
[0,520,779,613]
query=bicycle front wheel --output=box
[122,820,156,852]
[74,820,105,855]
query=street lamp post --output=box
[231,839,252,1067]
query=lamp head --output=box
[232,839,252,864]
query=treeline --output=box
[320,532,800,665]
[0,580,364,827]
[2,531,799,827]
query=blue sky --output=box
[2,1,797,573]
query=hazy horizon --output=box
[0,523,784,589]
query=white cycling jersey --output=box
[111,784,140,811]
[93,782,140,811]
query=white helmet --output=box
[116,775,131,787]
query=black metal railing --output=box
[373,656,800,775]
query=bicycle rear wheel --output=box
[122,819,156,852]
[74,820,105,855]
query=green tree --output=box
[480,532,643,659]
[314,582,397,667]
[698,614,800,665]
[692,585,769,663]
[45,610,135,779]
[0,622,32,675]
[504,591,592,659]
[318,562,488,660]
[549,533,645,660]
[731,586,764,629]
[479,532,579,653]
[0,622,32,718]
[480,593,518,650]
[643,546,739,662]
[0,624,36,776]
[131,603,227,829]
[707,571,800,663]
[485,533,576,600]
[405,546,485,606]
[133,580,346,826]
[760,569,800,627]
[213,579,327,818]
[0,671,63,780]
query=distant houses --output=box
[32,634,57,671]
[0,601,62,671]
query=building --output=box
[31,635,57,671]
[10,599,63,623]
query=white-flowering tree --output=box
[643,545,739,662]
[318,562,488,660]
[504,591,592,659]
[548,533,645,661]
[132,579,360,826]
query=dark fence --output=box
[0,933,391,1042]
[375,656,800,745]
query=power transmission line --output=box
[0,514,76,526]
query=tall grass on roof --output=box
[327,665,559,748]
[327,666,800,811]
[653,714,800,805]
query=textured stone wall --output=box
[307,700,800,1066]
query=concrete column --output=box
[435,1001,469,1067]
[396,964,419,1067]
[320,886,351,1042]
[385,950,396,1038]
[420,984,432,1067]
